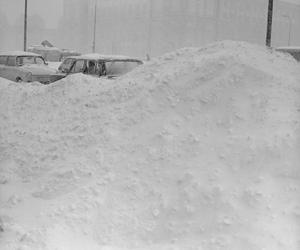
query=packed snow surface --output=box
[0,41,300,250]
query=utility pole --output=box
[92,0,97,53]
[265,0,273,47]
[24,0,28,51]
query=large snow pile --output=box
[0,41,300,250]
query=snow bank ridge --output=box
[0,41,300,250]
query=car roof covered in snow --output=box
[28,45,61,51]
[276,47,300,51]
[66,53,142,62]
[0,51,42,57]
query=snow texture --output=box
[0,41,300,250]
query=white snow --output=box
[0,41,300,250]
[277,46,300,50]
[79,53,142,61]
[0,51,40,56]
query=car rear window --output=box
[0,56,7,65]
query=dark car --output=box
[276,47,300,62]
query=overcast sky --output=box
[27,0,63,28]
[0,0,62,28]
[0,0,299,29]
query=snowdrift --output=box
[0,41,300,250]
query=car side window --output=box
[35,57,45,65]
[0,56,7,65]
[71,60,86,73]
[85,60,98,75]
[7,56,16,66]
[98,61,106,76]
[59,58,74,73]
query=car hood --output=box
[20,65,61,75]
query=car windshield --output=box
[16,56,45,66]
[104,60,142,76]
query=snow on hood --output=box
[20,64,60,75]
[0,41,300,250]
[0,77,12,88]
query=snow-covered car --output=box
[276,47,300,61]
[28,45,81,62]
[58,54,143,78]
[0,51,65,84]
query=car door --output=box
[0,56,8,80]
[4,56,19,81]
[0,56,18,81]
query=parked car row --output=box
[0,51,143,84]
[2,46,297,85]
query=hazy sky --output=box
[28,0,62,28]
[0,0,62,28]
[0,0,299,29]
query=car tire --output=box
[16,77,22,82]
